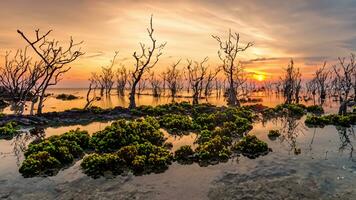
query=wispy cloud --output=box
[0,0,355,87]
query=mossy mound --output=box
[195,134,232,163]
[19,151,62,177]
[90,117,164,153]
[267,130,281,140]
[80,153,123,178]
[274,104,306,116]
[81,142,173,178]
[305,113,356,127]
[192,107,254,131]
[0,121,20,139]
[19,129,89,177]
[174,145,195,164]
[131,102,193,116]
[56,94,79,101]
[81,117,172,178]
[159,114,193,134]
[306,105,324,115]
[232,135,270,159]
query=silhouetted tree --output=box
[314,61,329,104]
[332,54,355,114]
[165,60,183,101]
[212,30,253,106]
[102,51,118,95]
[187,57,208,105]
[306,78,317,104]
[0,48,45,114]
[116,65,128,96]
[17,29,84,115]
[149,72,161,97]
[281,60,301,104]
[84,77,97,110]
[128,16,166,109]
[204,67,220,97]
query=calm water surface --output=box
[1,88,294,114]
[1,90,355,199]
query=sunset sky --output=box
[0,0,355,87]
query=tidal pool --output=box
[1,91,355,199]
[1,114,355,199]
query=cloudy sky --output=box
[0,0,355,87]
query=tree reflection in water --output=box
[279,116,307,155]
[11,128,45,166]
[336,126,355,161]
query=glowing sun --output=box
[254,74,266,82]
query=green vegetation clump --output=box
[90,117,164,152]
[274,104,306,116]
[131,102,193,116]
[192,107,254,131]
[242,104,268,112]
[306,105,324,115]
[82,142,173,177]
[159,114,193,134]
[188,107,255,164]
[80,153,123,178]
[81,117,173,177]
[174,145,195,163]
[267,130,281,140]
[19,103,271,177]
[305,113,356,127]
[195,135,231,162]
[56,93,79,101]
[191,103,217,117]
[19,151,62,177]
[87,106,106,114]
[128,142,173,173]
[0,121,20,139]
[232,135,270,159]
[19,129,89,177]
[193,113,216,130]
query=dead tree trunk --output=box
[212,30,253,107]
[17,29,83,115]
[128,16,166,109]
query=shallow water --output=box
[1,88,333,114]
[1,91,355,199]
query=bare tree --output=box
[101,52,118,95]
[137,77,147,95]
[306,78,317,104]
[187,57,208,105]
[350,54,356,101]
[274,81,282,94]
[212,30,253,106]
[116,65,128,96]
[264,81,274,95]
[165,60,183,101]
[332,54,356,114]
[84,77,97,110]
[160,72,167,94]
[17,29,84,115]
[128,16,166,109]
[214,78,223,97]
[90,52,118,96]
[0,49,45,114]
[149,72,161,97]
[294,69,302,104]
[204,67,220,98]
[281,60,301,104]
[314,61,330,104]
[91,72,105,96]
